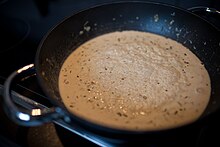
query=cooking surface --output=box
[0,0,220,146]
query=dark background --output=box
[0,0,220,147]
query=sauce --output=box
[59,31,211,131]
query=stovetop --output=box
[0,0,220,147]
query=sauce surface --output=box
[59,31,211,131]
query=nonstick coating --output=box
[35,2,220,133]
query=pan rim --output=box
[34,1,220,134]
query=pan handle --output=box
[187,6,220,29]
[3,64,66,126]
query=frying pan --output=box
[3,1,220,146]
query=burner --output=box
[27,123,64,147]
[0,16,30,53]
[0,0,8,5]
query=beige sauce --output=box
[59,31,211,131]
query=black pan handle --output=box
[2,64,109,146]
[3,64,66,126]
[187,6,220,30]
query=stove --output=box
[0,0,220,146]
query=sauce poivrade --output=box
[59,31,211,131]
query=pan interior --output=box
[58,30,211,131]
[35,2,220,130]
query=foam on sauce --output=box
[59,31,211,131]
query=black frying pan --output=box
[3,1,220,146]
